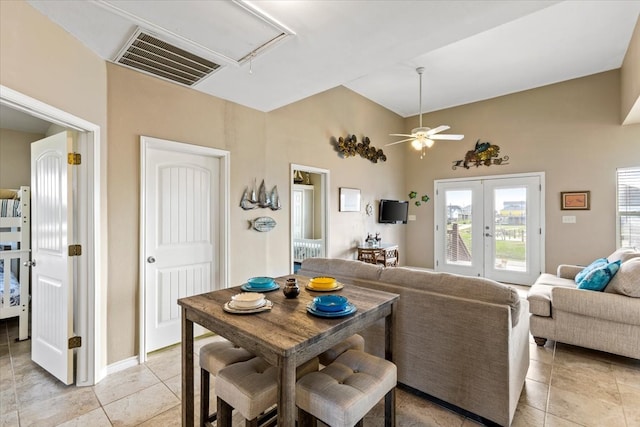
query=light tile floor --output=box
[1,315,639,427]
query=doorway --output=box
[290,164,330,273]
[1,85,104,385]
[139,136,230,358]
[434,172,545,285]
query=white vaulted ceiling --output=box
[26,0,640,117]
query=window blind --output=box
[617,166,640,248]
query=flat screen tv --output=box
[378,199,409,224]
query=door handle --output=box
[147,256,156,264]
[485,233,492,237]
[23,260,36,267]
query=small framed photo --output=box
[339,187,361,212]
[561,191,590,210]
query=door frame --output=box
[434,171,545,284]
[290,164,330,273]
[139,136,230,362]
[0,85,105,386]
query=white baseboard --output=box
[106,355,139,376]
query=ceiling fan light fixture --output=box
[425,138,435,148]
[411,139,423,150]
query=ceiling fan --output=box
[387,67,464,153]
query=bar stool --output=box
[199,339,255,427]
[215,357,319,427]
[318,334,365,366]
[296,350,397,427]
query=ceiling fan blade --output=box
[389,133,415,137]
[430,134,464,140]
[426,125,450,135]
[385,138,416,146]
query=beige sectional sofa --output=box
[299,258,529,427]
[527,248,640,359]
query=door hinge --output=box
[68,244,82,256]
[68,153,81,165]
[68,336,82,349]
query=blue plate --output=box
[241,282,280,292]
[247,276,275,288]
[307,302,357,318]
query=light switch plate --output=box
[408,215,416,221]
[562,215,576,224]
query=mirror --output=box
[290,164,330,273]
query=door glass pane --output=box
[445,190,472,266]
[493,187,527,272]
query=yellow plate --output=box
[306,283,344,292]
[309,276,337,289]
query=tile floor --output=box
[1,315,639,427]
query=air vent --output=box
[114,30,221,86]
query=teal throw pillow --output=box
[577,260,621,291]
[575,258,607,283]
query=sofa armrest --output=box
[557,264,584,280]
[552,287,640,325]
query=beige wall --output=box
[403,70,640,272]
[621,16,640,124]
[0,128,42,188]
[107,65,405,362]
[1,1,109,369]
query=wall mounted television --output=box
[378,199,409,224]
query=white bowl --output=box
[231,292,265,309]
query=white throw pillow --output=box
[604,257,640,297]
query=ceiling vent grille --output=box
[114,30,221,86]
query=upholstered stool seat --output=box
[215,356,319,427]
[199,339,255,427]
[318,334,365,366]
[296,350,397,427]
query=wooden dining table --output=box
[178,274,399,427]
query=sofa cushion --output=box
[574,258,607,283]
[534,273,577,288]
[607,248,640,264]
[576,260,621,291]
[300,258,383,281]
[379,267,521,326]
[605,258,640,297]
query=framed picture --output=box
[339,187,361,212]
[561,191,590,210]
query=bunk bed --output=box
[0,186,30,340]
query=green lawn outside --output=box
[452,223,526,261]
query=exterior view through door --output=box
[435,173,544,285]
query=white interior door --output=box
[142,137,220,353]
[31,131,74,385]
[435,173,544,285]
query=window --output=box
[617,167,640,248]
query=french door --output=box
[434,173,544,285]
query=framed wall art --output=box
[561,191,590,210]
[339,187,361,212]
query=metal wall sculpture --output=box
[240,179,281,210]
[452,139,509,170]
[334,135,387,163]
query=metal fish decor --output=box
[452,139,509,170]
[249,216,276,232]
[240,179,282,210]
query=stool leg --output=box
[200,368,209,427]
[385,387,396,427]
[217,397,233,427]
[245,419,258,427]
[297,408,316,427]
